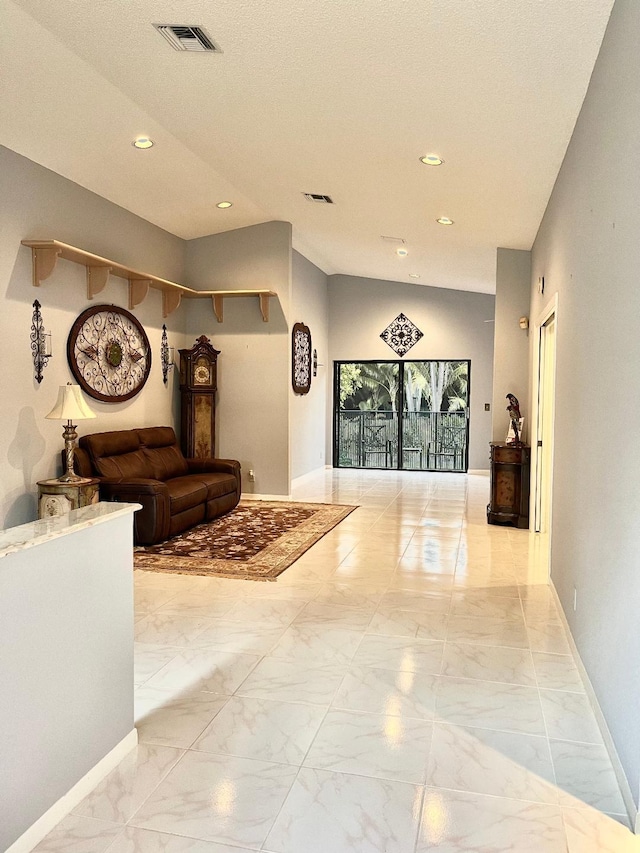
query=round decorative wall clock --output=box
[67,304,152,402]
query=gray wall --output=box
[0,146,187,529]
[492,248,532,441]
[530,0,640,808]
[0,510,135,851]
[184,222,292,496]
[328,275,495,470]
[290,251,329,479]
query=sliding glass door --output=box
[334,360,469,472]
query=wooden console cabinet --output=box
[487,442,530,528]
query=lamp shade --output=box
[45,384,96,421]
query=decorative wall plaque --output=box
[67,304,151,402]
[292,322,312,394]
[31,299,52,383]
[380,313,424,357]
[161,324,171,385]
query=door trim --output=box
[530,294,558,555]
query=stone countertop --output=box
[0,502,141,560]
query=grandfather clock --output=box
[179,335,220,458]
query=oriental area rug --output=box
[134,500,357,581]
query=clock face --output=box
[67,305,152,402]
[194,363,211,385]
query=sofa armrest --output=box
[99,477,169,497]
[98,478,170,545]
[185,458,241,478]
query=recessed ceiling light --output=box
[409,273,420,278]
[132,137,154,149]
[396,248,408,257]
[420,154,443,166]
[216,201,233,209]
[436,217,454,226]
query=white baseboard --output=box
[549,582,638,832]
[291,466,326,489]
[6,729,138,853]
[241,493,293,501]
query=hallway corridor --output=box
[34,470,636,852]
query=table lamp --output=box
[45,383,96,483]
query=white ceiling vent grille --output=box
[381,235,406,245]
[153,25,221,53]
[303,193,334,204]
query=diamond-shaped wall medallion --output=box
[380,313,424,357]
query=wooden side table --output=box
[37,478,100,519]
[487,442,530,528]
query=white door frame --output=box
[529,294,558,559]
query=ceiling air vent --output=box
[381,236,406,245]
[153,25,221,53]
[303,193,334,204]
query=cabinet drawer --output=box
[492,446,523,464]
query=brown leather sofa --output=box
[75,426,241,545]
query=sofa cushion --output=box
[80,430,153,479]
[165,476,208,515]
[137,427,189,481]
[137,426,178,449]
[143,445,189,481]
[190,473,238,501]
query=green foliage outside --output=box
[339,361,468,413]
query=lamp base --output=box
[58,421,89,483]
[55,471,94,485]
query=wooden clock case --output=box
[179,335,220,459]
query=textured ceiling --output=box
[1,0,614,293]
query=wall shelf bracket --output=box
[31,246,62,287]
[212,294,224,323]
[162,289,182,318]
[87,266,111,299]
[129,278,151,310]
[259,292,271,322]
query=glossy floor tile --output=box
[32,815,122,852]
[264,767,422,853]
[303,708,433,783]
[427,722,558,804]
[130,751,298,847]
[73,744,184,823]
[33,469,634,853]
[417,789,566,852]
[134,688,228,748]
[107,827,254,852]
[193,695,326,764]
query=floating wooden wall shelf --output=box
[21,239,277,322]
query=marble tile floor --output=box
[34,469,639,852]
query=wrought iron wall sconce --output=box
[31,299,53,383]
[161,324,175,384]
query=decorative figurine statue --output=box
[506,393,522,445]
